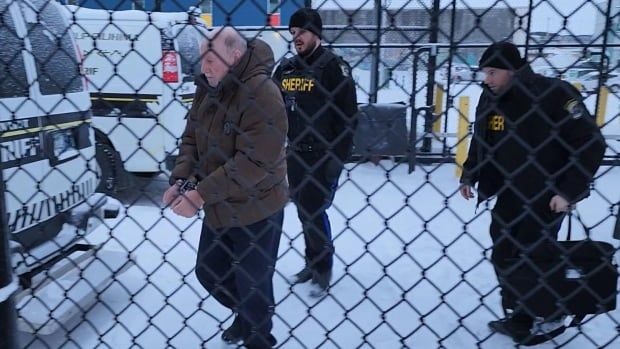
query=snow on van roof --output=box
[62,5,195,26]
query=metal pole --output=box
[443,0,458,158]
[595,0,614,119]
[0,166,18,348]
[525,0,534,54]
[421,0,440,153]
[369,0,382,104]
[304,0,312,8]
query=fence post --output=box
[432,83,444,134]
[421,0,441,153]
[0,168,18,349]
[596,86,609,127]
[455,96,470,178]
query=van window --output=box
[19,0,82,95]
[175,25,204,81]
[0,0,28,98]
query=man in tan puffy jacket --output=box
[163,27,288,349]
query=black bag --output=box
[505,211,618,319]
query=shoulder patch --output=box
[564,99,584,119]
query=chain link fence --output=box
[2,0,620,348]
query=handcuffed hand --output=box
[162,180,183,205]
[171,189,205,218]
[459,184,474,200]
[549,194,570,213]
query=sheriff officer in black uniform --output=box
[459,42,605,345]
[273,7,358,296]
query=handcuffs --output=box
[176,179,197,194]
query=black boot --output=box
[309,270,332,297]
[488,313,533,343]
[221,315,244,345]
[290,266,313,285]
[244,332,277,349]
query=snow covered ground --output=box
[17,161,620,349]
[15,67,620,348]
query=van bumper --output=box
[11,194,134,334]
[11,193,121,275]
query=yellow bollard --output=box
[432,84,444,134]
[596,86,609,127]
[573,82,583,93]
[455,96,470,178]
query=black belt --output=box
[289,143,324,152]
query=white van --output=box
[1,0,129,334]
[62,6,207,193]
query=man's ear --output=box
[233,49,242,63]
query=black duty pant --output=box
[489,190,564,318]
[287,151,337,273]
[195,209,283,349]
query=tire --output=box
[94,131,131,197]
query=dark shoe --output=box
[309,270,332,297]
[313,270,332,289]
[489,315,566,346]
[221,316,244,345]
[244,333,277,349]
[519,327,566,346]
[488,317,531,342]
[519,317,567,346]
[290,266,313,285]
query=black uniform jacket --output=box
[460,64,606,207]
[272,45,358,163]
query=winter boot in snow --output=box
[221,315,244,345]
[309,270,332,298]
[488,313,533,343]
[290,266,313,285]
[518,317,567,346]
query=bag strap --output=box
[614,203,620,239]
[568,314,586,327]
[566,208,590,241]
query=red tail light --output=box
[75,41,89,90]
[162,50,179,83]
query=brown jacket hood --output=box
[195,38,276,94]
[172,38,288,229]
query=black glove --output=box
[324,158,343,184]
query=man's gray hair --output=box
[202,26,247,54]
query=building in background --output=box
[317,3,518,69]
[58,0,304,27]
[595,0,620,68]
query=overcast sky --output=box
[315,0,617,35]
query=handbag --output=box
[505,210,618,320]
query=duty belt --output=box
[290,143,324,152]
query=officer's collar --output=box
[297,44,325,67]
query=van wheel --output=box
[95,142,117,193]
[94,132,130,197]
